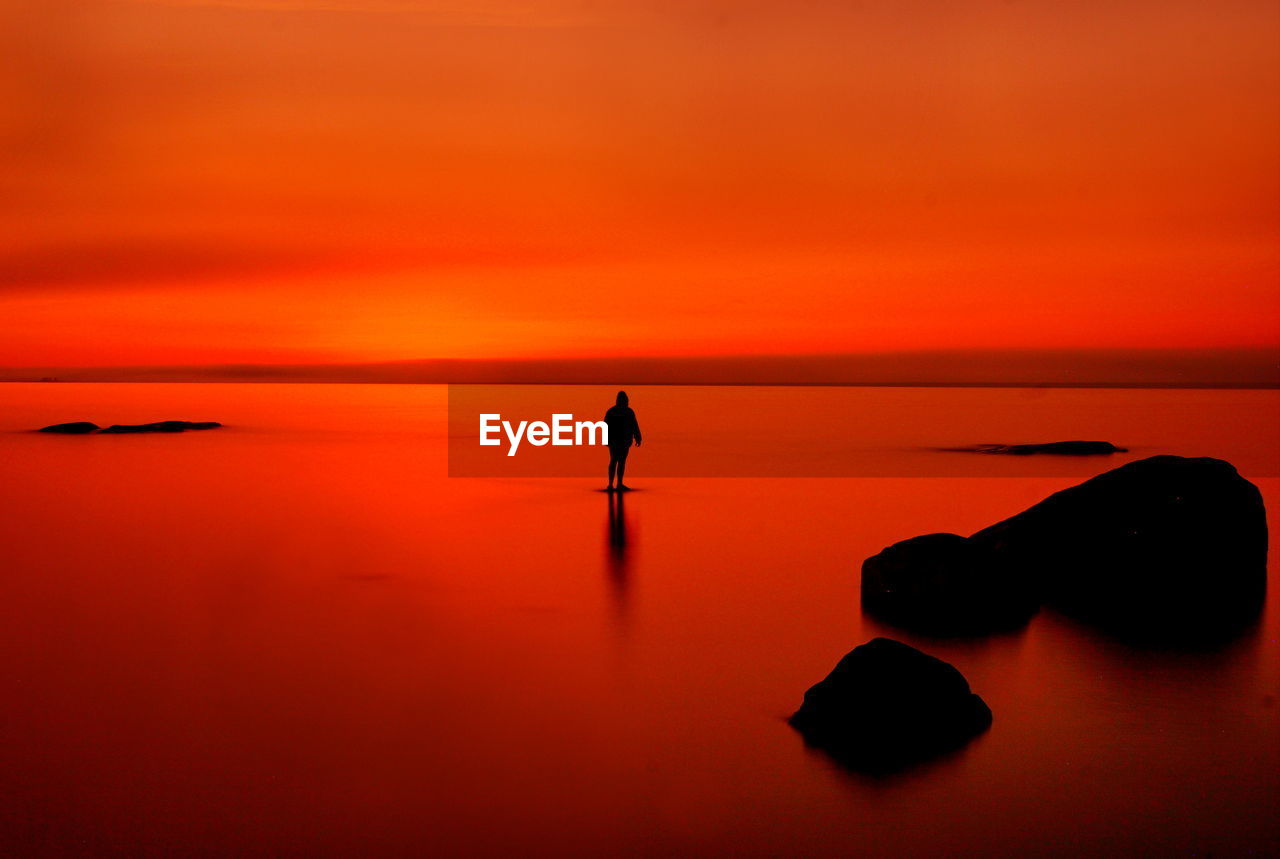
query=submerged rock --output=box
[861,455,1267,639]
[978,440,1126,456]
[98,421,222,434]
[37,421,100,434]
[789,638,991,772]
[861,533,1038,635]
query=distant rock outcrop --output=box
[98,421,222,434]
[789,638,991,772]
[861,456,1268,639]
[38,420,222,434]
[950,441,1126,455]
[37,421,100,434]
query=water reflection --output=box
[605,490,632,623]
[804,728,989,787]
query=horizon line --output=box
[2,380,1276,390]
[1,347,1277,388]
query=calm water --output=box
[1,383,1277,856]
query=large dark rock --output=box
[37,421,99,434]
[861,455,1267,639]
[789,638,991,772]
[98,421,222,434]
[976,455,1266,637]
[862,533,1038,634]
[977,440,1125,455]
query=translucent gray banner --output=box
[447,384,1280,478]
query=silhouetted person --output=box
[604,390,641,491]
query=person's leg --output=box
[607,455,617,489]
[616,448,629,490]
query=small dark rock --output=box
[98,421,222,434]
[790,638,991,772]
[37,422,100,434]
[861,533,1038,635]
[965,441,1126,455]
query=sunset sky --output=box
[2,1,1277,376]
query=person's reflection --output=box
[605,489,632,623]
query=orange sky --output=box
[1,0,1277,371]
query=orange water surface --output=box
[0,383,1276,856]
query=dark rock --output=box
[861,455,1267,640]
[975,455,1266,638]
[37,421,99,434]
[98,421,222,434]
[861,533,1038,635]
[789,638,991,772]
[960,441,1126,455]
